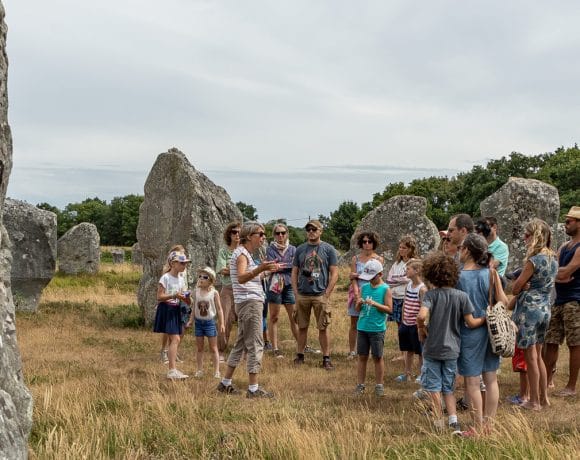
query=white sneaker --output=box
[194,370,204,379]
[214,372,221,379]
[167,369,189,380]
[347,351,357,360]
[160,350,169,365]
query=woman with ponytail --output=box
[456,233,508,437]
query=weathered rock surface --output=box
[137,148,242,324]
[480,177,562,269]
[3,198,57,312]
[0,2,34,456]
[131,242,142,265]
[111,248,125,264]
[57,223,101,274]
[345,195,440,269]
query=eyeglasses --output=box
[275,231,287,235]
[362,239,372,244]
[252,231,266,237]
[198,274,210,280]
[305,227,318,233]
[230,230,240,235]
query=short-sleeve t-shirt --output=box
[357,282,389,332]
[422,287,474,360]
[159,272,187,307]
[293,241,338,295]
[488,237,509,276]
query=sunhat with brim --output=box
[358,259,384,281]
[169,251,191,263]
[565,206,580,220]
[197,266,216,281]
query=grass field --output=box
[16,263,579,459]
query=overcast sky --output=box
[4,1,579,224]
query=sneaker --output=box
[274,349,284,358]
[293,355,305,365]
[167,369,189,380]
[354,383,366,395]
[160,350,169,365]
[375,384,385,397]
[321,359,334,371]
[194,370,204,379]
[217,382,240,394]
[214,372,221,379]
[507,394,525,406]
[247,387,274,399]
[456,397,469,411]
[395,374,408,383]
[176,354,184,363]
[264,341,273,351]
[449,422,462,434]
[347,351,357,360]
[304,345,321,354]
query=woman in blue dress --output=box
[512,218,557,411]
[457,233,508,435]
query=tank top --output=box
[194,287,217,320]
[555,242,580,305]
[402,281,425,326]
[230,246,265,303]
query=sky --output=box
[3,1,580,225]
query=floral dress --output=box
[513,253,557,349]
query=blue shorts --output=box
[388,298,403,323]
[398,323,422,354]
[421,356,458,394]
[194,318,217,337]
[266,284,295,305]
[356,330,385,358]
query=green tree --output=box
[326,201,360,250]
[236,201,258,221]
[105,194,144,246]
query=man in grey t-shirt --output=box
[292,219,338,370]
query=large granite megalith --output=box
[0,3,34,456]
[4,198,57,312]
[57,222,101,274]
[137,148,242,324]
[345,195,440,269]
[480,177,564,269]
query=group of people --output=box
[151,205,580,436]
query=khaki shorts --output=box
[294,294,331,330]
[545,301,580,347]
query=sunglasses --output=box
[230,230,240,235]
[305,227,318,233]
[252,231,266,237]
[275,231,287,235]
[362,239,372,244]
[198,274,210,280]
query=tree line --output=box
[36,145,578,249]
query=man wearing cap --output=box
[292,219,339,370]
[544,206,580,397]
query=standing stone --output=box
[3,198,57,312]
[0,2,34,456]
[345,195,440,270]
[480,177,562,269]
[57,223,101,274]
[137,148,242,324]
[131,242,142,265]
[111,248,125,264]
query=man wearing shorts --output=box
[292,219,338,370]
[544,206,580,397]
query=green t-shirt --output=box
[357,282,389,332]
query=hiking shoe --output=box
[354,384,366,395]
[395,374,408,383]
[214,372,221,379]
[347,351,357,360]
[321,359,334,371]
[217,382,240,394]
[194,370,204,379]
[167,369,189,380]
[507,394,525,406]
[293,355,305,365]
[456,397,469,411]
[246,387,274,399]
[160,350,169,365]
[264,341,273,351]
[375,384,385,397]
[449,422,462,434]
[274,349,284,358]
[304,345,321,354]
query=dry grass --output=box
[16,263,580,459]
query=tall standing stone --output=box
[0,3,34,457]
[480,177,563,269]
[137,148,242,324]
[345,195,440,269]
[57,222,101,274]
[3,198,57,312]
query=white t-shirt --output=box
[159,272,187,307]
[194,287,217,320]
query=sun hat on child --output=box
[358,259,384,281]
[198,266,216,281]
[169,251,191,263]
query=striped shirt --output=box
[230,246,265,303]
[402,281,425,326]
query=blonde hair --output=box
[397,235,419,261]
[272,223,289,241]
[163,244,185,273]
[525,218,554,261]
[406,258,422,274]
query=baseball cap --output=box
[358,259,384,281]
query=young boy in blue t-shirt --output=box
[354,259,393,397]
[417,252,484,433]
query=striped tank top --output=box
[402,281,424,326]
[230,246,265,303]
